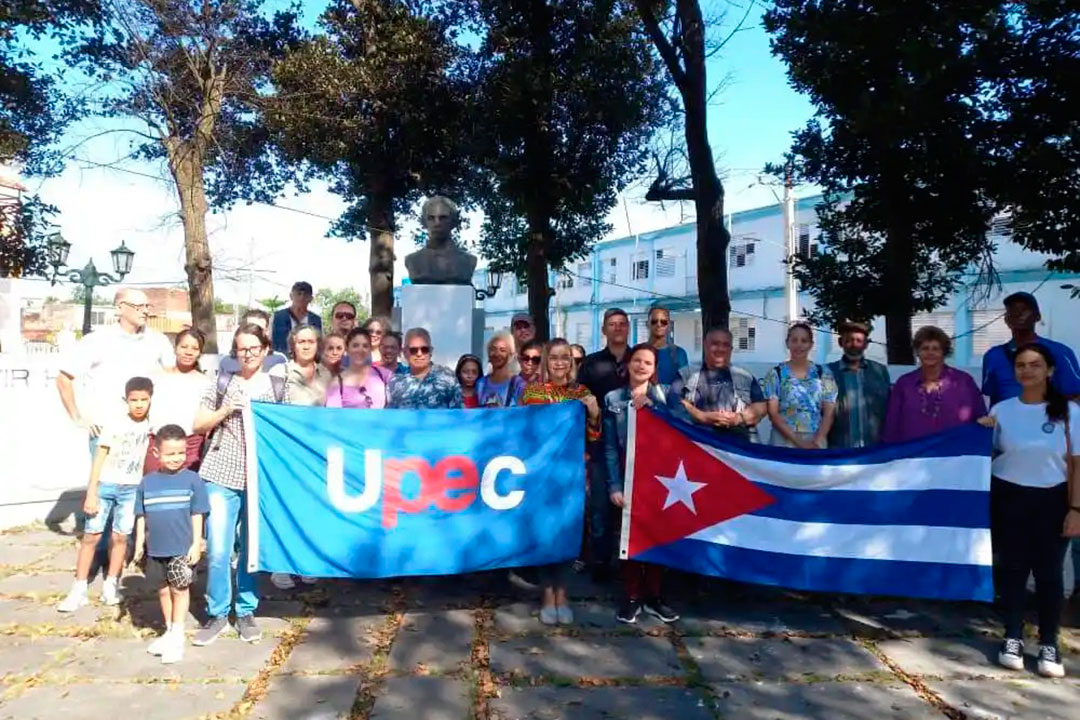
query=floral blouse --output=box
[521,381,601,442]
[763,362,839,434]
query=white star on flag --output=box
[655,461,707,514]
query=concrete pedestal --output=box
[400,284,477,370]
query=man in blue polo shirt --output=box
[981,291,1080,407]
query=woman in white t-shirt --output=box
[147,329,207,472]
[980,343,1080,678]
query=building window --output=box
[90,310,107,327]
[732,316,756,353]
[577,262,590,285]
[729,240,756,268]
[555,272,573,290]
[971,308,1011,356]
[632,255,649,281]
[634,316,649,343]
[910,311,956,339]
[988,215,1012,243]
[693,318,703,352]
[798,224,818,258]
[575,322,591,348]
[604,257,618,284]
[655,248,676,278]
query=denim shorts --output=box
[84,483,139,535]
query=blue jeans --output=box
[84,483,138,534]
[205,482,258,619]
[587,457,613,565]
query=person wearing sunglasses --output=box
[518,339,544,385]
[387,328,464,409]
[521,338,602,625]
[326,328,392,409]
[646,305,689,385]
[363,316,394,364]
[477,332,526,407]
[329,301,358,336]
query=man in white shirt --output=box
[56,288,175,450]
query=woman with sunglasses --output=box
[363,316,393,364]
[647,305,689,385]
[476,332,526,408]
[521,339,602,625]
[518,339,545,385]
[456,354,483,408]
[325,328,391,409]
[604,344,679,625]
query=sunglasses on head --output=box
[520,354,541,364]
[407,346,432,356]
[334,312,355,320]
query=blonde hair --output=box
[541,338,575,383]
[486,330,517,372]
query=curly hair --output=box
[912,325,953,358]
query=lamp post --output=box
[473,267,503,301]
[46,232,135,335]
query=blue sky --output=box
[18,1,815,303]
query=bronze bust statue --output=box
[404,196,477,285]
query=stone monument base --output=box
[399,284,477,370]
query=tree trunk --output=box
[525,227,551,341]
[883,228,915,364]
[167,139,218,354]
[680,0,730,332]
[367,192,395,318]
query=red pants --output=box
[622,560,663,601]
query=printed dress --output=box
[763,362,839,436]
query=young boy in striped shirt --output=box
[132,424,209,664]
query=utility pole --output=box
[782,164,799,323]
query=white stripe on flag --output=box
[686,514,992,566]
[700,445,991,493]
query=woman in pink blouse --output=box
[325,328,391,409]
[882,326,986,443]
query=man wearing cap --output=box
[271,282,322,355]
[577,307,631,581]
[827,320,891,448]
[981,291,1080,407]
[511,313,535,349]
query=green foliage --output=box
[0,1,101,171]
[258,296,285,312]
[315,286,368,328]
[0,194,57,278]
[471,0,669,337]
[764,1,1002,361]
[69,284,110,305]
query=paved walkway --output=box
[0,525,1077,719]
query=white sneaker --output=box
[300,576,318,585]
[101,578,121,606]
[270,573,295,590]
[160,633,185,665]
[57,586,88,613]
[147,631,173,656]
[1037,645,1065,678]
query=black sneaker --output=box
[236,614,262,643]
[1037,644,1065,678]
[643,598,680,623]
[192,616,231,647]
[616,600,641,624]
[997,637,1024,671]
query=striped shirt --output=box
[135,470,210,558]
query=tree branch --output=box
[634,1,686,88]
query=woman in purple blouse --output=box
[883,325,987,443]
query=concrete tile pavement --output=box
[1,525,1078,719]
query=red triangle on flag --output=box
[624,408,776,558]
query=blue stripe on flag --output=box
[637,538,993,602]
[748,486,989,529]
[659,407,991,466]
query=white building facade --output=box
[473,195,1080,367]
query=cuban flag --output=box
[620,408,994,601]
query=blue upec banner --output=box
[245,402,585,578]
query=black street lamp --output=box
[473,267,503,301]
[46,232,136,335]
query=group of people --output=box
[51,283,1080,678]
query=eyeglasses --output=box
[121,302,150,311]
[236,346,263,356]
[520,354,541,364]
[407,346,432,356]
[334,312,356,320]
[649,318,669,327]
